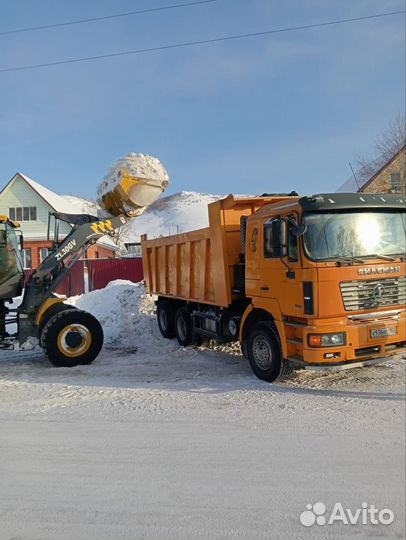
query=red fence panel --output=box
[88,258,144,291]
[23,260,85,297]
[56,260,85,297]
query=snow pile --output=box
[66,280,169,353]
[62,190,225,243]
[121,191,224,242]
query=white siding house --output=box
[0,172,118,268]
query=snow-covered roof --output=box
[17,172,83,214]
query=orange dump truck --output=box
[141,193,406,382]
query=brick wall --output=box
[86,244,117,260]
[23,240,116,269]
[362,148,405,195]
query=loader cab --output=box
[0,217,25,300]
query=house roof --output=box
[14,172,83,214]
[336,145,406,193]
[1,172,119,251]
[359,144,405,192]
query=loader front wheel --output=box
[40,309,104,367]
[157,300,176,338]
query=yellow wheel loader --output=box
[0,153,169,367]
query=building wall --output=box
[86,245,116,260]
[362,148,405,195]
[22,240,54,269]
[0,174,71,239]
[22,241,116,270]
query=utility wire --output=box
[0,10,403,74]
[0,0,217,36]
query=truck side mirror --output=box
[290,221,307,237]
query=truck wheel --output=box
[157,300,176,338]
[40,309,104,367]
[246,321,292,382]
[175,307,199,347]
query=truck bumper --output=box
[286,309,406,368]
[288,353,405,372]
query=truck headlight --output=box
[308,332,346,347]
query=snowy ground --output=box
[1,282,405,539]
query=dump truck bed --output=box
[141,194,287,307]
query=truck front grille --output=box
[340,277,406,312]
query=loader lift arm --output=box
[17,212,129,344]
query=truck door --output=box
[259,217,305,318]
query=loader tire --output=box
[37,302,78,339]
[175,306,199,347]
[246,321,293,383]
[157,300,176,338]
[40,309,103,367]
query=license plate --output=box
[370,327,397,339]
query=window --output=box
[390,172,402,192]
[287,221,299,262]
[8,206,37,221]
[264,219,279,258]
[302,211,406,260]
[125,243,142,256]
[39,247,49,262]
[21,248,32,269]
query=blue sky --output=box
[0,0,404,199]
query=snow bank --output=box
[121,191,224,242]
[66,280,171,353]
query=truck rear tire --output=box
[246,321,292,382]
[175,306,199,347]
[40,309,104,367]
[157,300,176,338]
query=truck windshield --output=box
[302,211,406,261]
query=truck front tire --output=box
[40,309,104,367]
[157,300,176,338]
[246,321,292,382]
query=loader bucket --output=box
[97,153,170,217]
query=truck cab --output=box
[243,193,406,370]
